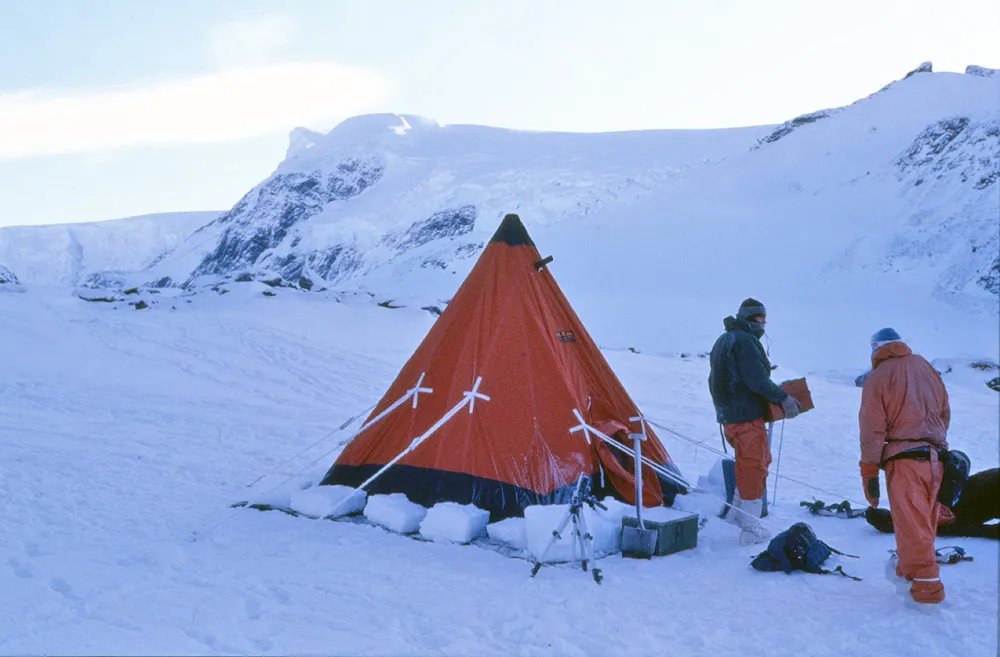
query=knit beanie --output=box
[871,327,902,351]
[736,298,767,320]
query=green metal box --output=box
[621,509,698,556]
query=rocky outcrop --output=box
[192,157,384,278]
[270,243,365,284]
[753,110,839,147]
[0,264,24,292]
[891,116,1000,299]
[904,61,933,78]
[896,118,1000,189]
[0,264,19,285]
[255,205,479,285]
[966,65,998,78]
[979,257,1000,296]
[383,206,477,251]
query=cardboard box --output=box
[768,377,814,421]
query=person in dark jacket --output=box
[708,298,800,545]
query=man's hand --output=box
[780,395,801,419]
[860,462,880,507]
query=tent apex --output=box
[490,213,535,247]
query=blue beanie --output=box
[736,298,766,320]
[871,327,902,352]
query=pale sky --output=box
[1,0,997,227]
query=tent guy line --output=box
[242,401,377,489]
[569,414,763,523]
[570,411,693,492]
[646,418,867,508]
[193,381,426,542]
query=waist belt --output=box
[886,446,932,463]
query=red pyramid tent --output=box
[321,213,686,519]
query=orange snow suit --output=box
[860,341,950,604]
[723,418,770,500]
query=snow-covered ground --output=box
[1,285,996,656]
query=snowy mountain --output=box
[173,64,998,307]
[1,64,997,371]
[167,110,765,298]
[0,211,220,288]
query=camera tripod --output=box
[529,474,607,584]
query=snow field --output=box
[0,278,995,657]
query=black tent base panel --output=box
[321,463,590,522]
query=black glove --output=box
[780,395,801,419]
[860,463,880,507]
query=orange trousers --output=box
[723,419,771,500]
[886,456,945,604]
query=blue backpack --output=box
[750,522,861,580]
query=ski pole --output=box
[772,420,785,506]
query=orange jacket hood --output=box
[871,341,912,370]
[859,341,950,466]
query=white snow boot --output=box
[724,491,743,526]
[734,495,771,546]
[885,553,911,595]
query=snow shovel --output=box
[621,432,658,559]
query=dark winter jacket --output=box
[951,467,1000,527]
[708,316,788,424]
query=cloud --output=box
[207,15,295,68]
[0,62,394,159]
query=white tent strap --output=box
[644,417,866,508]
[570,412,694,492]
[408,372,433,409]
[464,376,490,413]
[327,379,489,517]
[570,409,594,444]
[355,381,426,438]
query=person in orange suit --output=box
[859,327,950,608]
